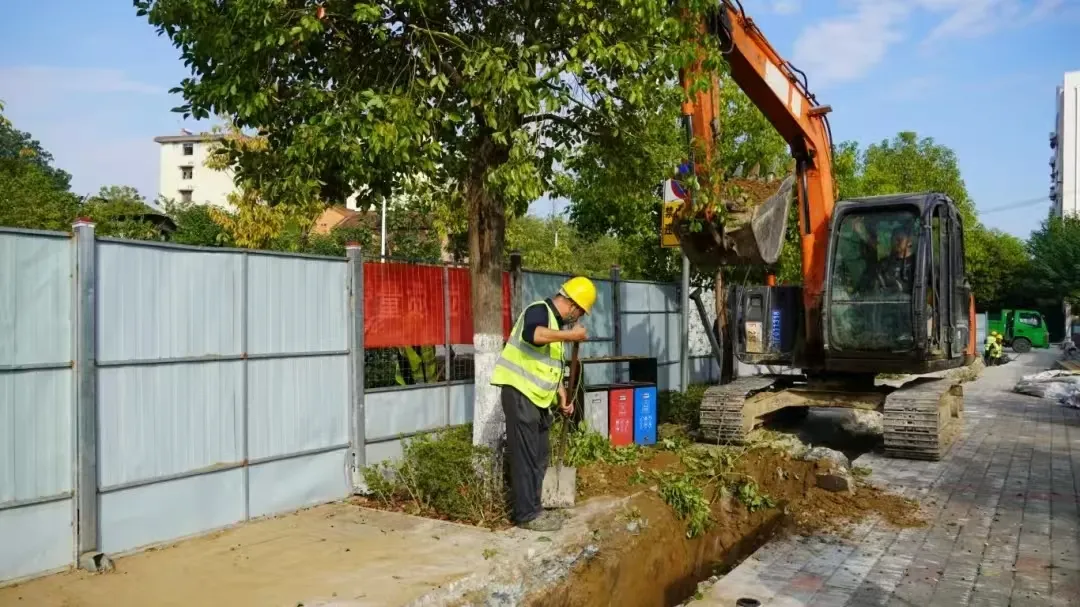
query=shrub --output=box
[361,425,507,527]
[657,384,709,428]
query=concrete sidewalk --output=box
[696,349,1080,606]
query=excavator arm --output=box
[678,0,836,342]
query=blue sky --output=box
[1,0,1077,239]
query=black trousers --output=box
[501,386,552,524]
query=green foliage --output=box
[554,422,643,468]
[656,470,712,538]
[137,0,725,343]
[0,102,79,231]
[732,478,775,512]
[361,425,507,527]
[0,159,79,232]
[657,384,708,428]
[81,186,163,240]
[162,198,233,246]
[1028,214,1080,305]
[563,69,791,284]
[0,107,71,191]
[506,215,623,277]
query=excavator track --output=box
[882,377,964,461]
[698,376,779,444]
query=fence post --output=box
[73,219,101,568]
[610,264,622,382]
[509,250,523,320]
[680,253,690,392]
[346,243,366,488]
[443,262,452,427]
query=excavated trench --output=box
[524,411,894,607]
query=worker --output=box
[878,228,916,293]
[993,333,1005,365]
[984,331,997,366]
[491,276,594,532]
[394,345,439,385]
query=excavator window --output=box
[828,208,919,352]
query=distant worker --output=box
[984,331,997,366]
[993,333,1005,365]
[491,276,594,532]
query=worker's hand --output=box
[557,386,573,416]
[567,325,587,342]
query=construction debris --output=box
[1014,370,1080,408]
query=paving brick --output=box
[694,351,1080,606]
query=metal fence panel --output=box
[619,281,681,389]
[247,447,349,519]
[96,243,243,361]
[0,232,72,366]
[365,386,448,440]
[0,231,75,582]
[246,255,348,355]
[97,362,244,488]
[246,356,349,460]
[99,468,246,555]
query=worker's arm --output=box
[533,324,587,345]
[522,303,588,346]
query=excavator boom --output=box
[679,0,835,351]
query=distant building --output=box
[154,131,237,209]
[1052,71,1080,217]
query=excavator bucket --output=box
[673,173,796,273]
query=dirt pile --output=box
[726,177,788,210]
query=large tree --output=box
[1028,214,1080,305]
[0,104,71,192]
[136,0,718,447]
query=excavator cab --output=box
[823,194,975,374]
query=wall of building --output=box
[157,137,237,209]
[1053,71,1080,217]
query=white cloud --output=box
[791,0,1060,88]
[772,0,802,15]
[0,66,162,106]
[791,1,908,88]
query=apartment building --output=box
[1052,71,1080,217]
[154,131,236,209]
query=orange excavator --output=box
[674,1,978,460]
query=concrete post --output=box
[73,219,102,568]
[346,243,366,487]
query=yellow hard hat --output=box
[560,276,597,314]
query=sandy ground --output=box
[0,503,526,607]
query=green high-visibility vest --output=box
[394,346,439,385]
[491,300,565,408]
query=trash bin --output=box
[608,385,635,447]
[632,383,657,446]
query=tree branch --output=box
[521,113,600,138]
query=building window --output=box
[180,190,192,203]
[181,166,193,180]
[183,143,194,156]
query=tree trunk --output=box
[467,137,509,449]
[715,270,735,384]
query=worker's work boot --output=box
[518,511,563,532]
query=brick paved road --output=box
[695,350,1080,607]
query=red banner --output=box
[364,262,511,348]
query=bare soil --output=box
[527,447,923,607]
